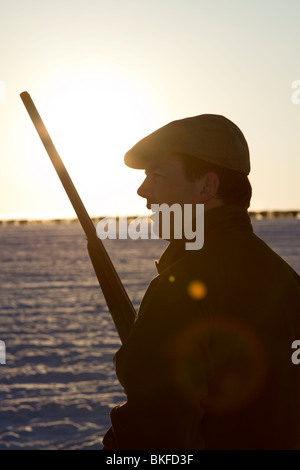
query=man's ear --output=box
[199,172,220,202]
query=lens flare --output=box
[187,280,207,300]
[168,315,267,414]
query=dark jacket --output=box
[103,205,300,449]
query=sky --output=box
[0,0,299,220]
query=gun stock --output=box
[20,91,136,343]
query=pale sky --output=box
[0,0,299,220]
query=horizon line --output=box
[1,209,300,225]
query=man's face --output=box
[137,154,204,209]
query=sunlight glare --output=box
[18,71,157,215]
[31,70,157,216]
[42,73,152,167]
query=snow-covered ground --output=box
[0,217,299,449]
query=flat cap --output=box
[124,114,250,174]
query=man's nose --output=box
[137,177,152,199]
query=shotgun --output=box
[20,91,136,343]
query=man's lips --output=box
[147,201,155,210]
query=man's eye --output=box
[152,173,165,181]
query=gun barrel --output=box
[20,91,136,343]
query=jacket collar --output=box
[155,205,253,274]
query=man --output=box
[103,114,300,449]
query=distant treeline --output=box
[249,210,300,219]
[0,210,300,226]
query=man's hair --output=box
[178,153,252,209]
